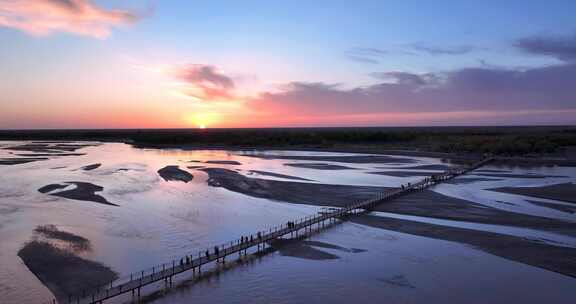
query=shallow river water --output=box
[0,142,575,304]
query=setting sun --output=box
[185,112,218,129]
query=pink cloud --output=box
[0,0,138,38]
[175,64,238,101]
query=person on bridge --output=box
[205,250,209,258]
[250,235,254,242]
[214,246,219,256]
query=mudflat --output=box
[284,163,357,170]
[38,182,117,206]
[18,227,117,300]
[490,183,576,204]
[248,170,314,181]
[201,168,385,205]
[247,154,417,164]
[350,215,576,278]
[200,168,570,231]
[157,165,194,183]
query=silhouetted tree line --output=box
[1,127,575,156]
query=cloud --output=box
[260,33,576,120]
[175,64,237,101]
[0,0,138,38]
[515,33,576,62]
[345,47,404,64]
[369,71,439,86]
[250,63,576,118]
[346,43,478,64]
[410,43,476,55]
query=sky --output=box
[1,0,576,129]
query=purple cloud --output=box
[515,33,576,62]
[370,71,439,86]
[252,63,576,115]
[410,43,476,55]
[176,64,236,101]
[345,47,414,64]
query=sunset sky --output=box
[1,0,576,129]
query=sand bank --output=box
[18,228,117,300]
[248,170,313,181]
[201,168,385,205]
[247,154,417,164]
[202,168,573,230]
[157,166,194,183]
[38,182,117,206]
[284,163,357,170]
[350,215,576,278]
[81,163,101,171]
[490,183,576,204]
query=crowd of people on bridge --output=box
[397,164,475,193]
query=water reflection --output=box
[0,142,574,304]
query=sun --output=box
[185,112,218,129]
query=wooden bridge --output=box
[56,157,493,304]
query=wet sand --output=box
[0,157,49,165]
[528,200,576,214]
[3,143,97,153]
[15,153,86,157]
[201,168,573,231]
[34,225,91,251]
[248,170,313,181]
[38,184,69,193]
[201,168,385,205]
[302,240,366,253]
[476,173,567,179]
[269,239,340,260]
[444,177,503,184]
[390,164,452,171]
[248,154,417,164]
[186,166,205,169]
[368,171,435,177]
[157,166,194,183]
[204,160,242,165]
[350,215,576,278]
[373,189,574,230]
[1,143,95,167]
[38,182,117,206]
[284,163,357,170]
[81,163,101,171]
[18,236,117,300]
[490,183,576,204]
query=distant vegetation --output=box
[1,126,575,156]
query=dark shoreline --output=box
[1,126,575,164]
